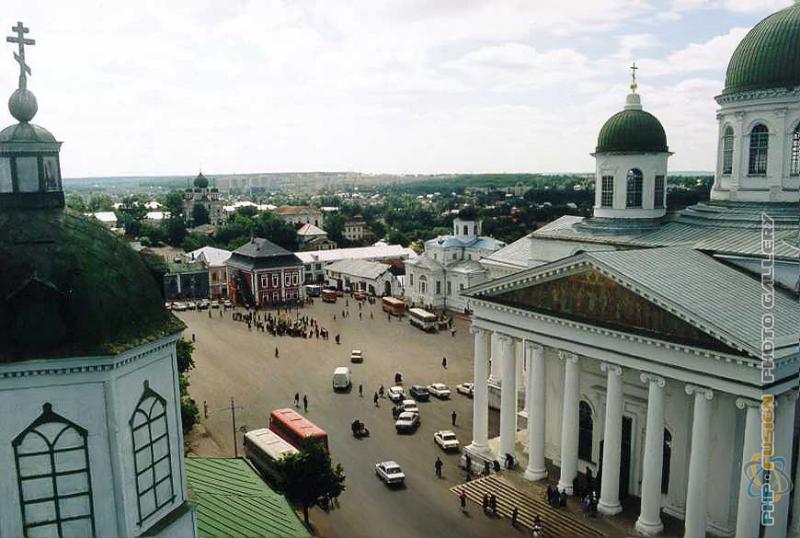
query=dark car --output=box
[409,385,430,402]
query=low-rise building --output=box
[88,211,118,228]
[342,216,367,242]
[297,223,336,250]
[188,246,232,299]
[163,261,210,300]
[297,244,417,284]
[226,238,304,307]
[324,258,403,296]
[275,206,324,228]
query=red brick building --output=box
[225,238,304,307]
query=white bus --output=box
[408,308,437,332]
[304,284,321,297]
[244,428,300,481]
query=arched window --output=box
[626,169,643,208]
[791,124,800,176]
[661,429,672,494]
[748,124,769,175]
[578,401,593,462]
[722,125,734,175]
[131,381,175,525]
[13,403,96,537]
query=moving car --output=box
[456,382,474,397]
[392,399,419,419]
[395,411,420,432]
[350,350,363,363]
[332,367,352,391]
[427,383,451,399]
[387,386,404,402]
[409,385,430,402]
[375,461,405,485]
[433,430,460,451]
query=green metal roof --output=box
[724,3,800,95]
[186,458,310,538]
[596,109,668,154]
[194,172,209,189]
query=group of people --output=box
[545,485,568,508]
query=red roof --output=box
[270,408,326,439]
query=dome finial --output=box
[6,21,38,122]
[630,61,639,94]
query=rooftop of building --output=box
[295,244,417,264]
[325,258,393,279]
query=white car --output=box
[387,386,404,402]
[400,399,419,414]
[375,461,405,485]
[434,430,460,451]
[210,302,220,309]
[172,302,187,312]
[427,383,451,399]
[223,300,233,309]
[395,412,420,432]
[456,382,474,398]
[350,350,363,363]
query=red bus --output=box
[322,289,337,303]
[269,408,328,450]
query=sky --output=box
[0,0,793,177]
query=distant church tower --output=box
[591,65,671,221]
[0,23,195,538]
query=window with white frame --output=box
[748,124,769,175]
[625,169,643,208]
[272,274,279,288]
[654,175,665,209]
[600,175,614,208]
[722,125,734,175]
[791,124,800,176]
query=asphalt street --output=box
[178,299,519,538]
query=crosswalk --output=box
[450,475,605,537]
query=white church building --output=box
[0,24,196,538]
[463,5,800,538]
[404,208,505,312]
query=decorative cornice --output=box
[685,384,714,400]
[640,372,666,388]
[0,338,178,379]
[601,362,623,376]
[735,397,760,410]
[716,87,800,105]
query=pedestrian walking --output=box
[374,392,380,407]
[482,493,489,513]
[442,356,447,369]
[294,392,300,407]
[275,347,279,358]
[435,457,443,478]
[192,333,196,342]
[451,328,456,337]
[459,491,467,512]
[451,410,457,426]
[490,493,498,516]
[359,312,362,320]
[203,400,208,419]
[370,311,374,319]
[511,506,519,527]
[358,384,363,397]
[464,454,472,475]
[303,395,308,412]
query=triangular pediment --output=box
[483,267,743,355]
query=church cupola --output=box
[453,206,481,241]
[592,65,671,220]
[0,22,63,210]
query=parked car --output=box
[433,430,460,451]
[375,461,405,485]
[427,383,451,399]
[164,302,173,310]
[409,385,430,402]
[198,300,210,310]
[210,301,221,309]
[354,291,366,301]
[186,301,197,310]
[172,302,187,312]
[456,382,474,398]
[223,300,233,309]
[350,350,363,363]
[395,411,420,432]
[387,386,404,402]
[392,399,419,418]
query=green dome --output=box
[0,208,184,360]
[596,109,668,154]
[194,172,209,189]
[724,4,800,95]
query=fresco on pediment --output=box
[494,269,730,352]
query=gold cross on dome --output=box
[630,62,638,93]
[6,21,35,90]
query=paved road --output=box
[179,299,514,538]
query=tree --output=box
[387,230,410,247]
[277,444,346,527]
[66,193,86,212]
[87,193,114,212]
[164,217,188,246]
[176,338,199,435]
[192,204,210,226]
[254,212,298,251]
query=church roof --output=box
[0,121,56,143]
[194,172,209,189]
[186,458,310,538]
[0,209,185,360]
[723,3,800,95]
[596,109,668,154]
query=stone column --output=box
[635,373,666,535]
[524,342,546,481]
[499,334,518,459]
[467,327,491,455]
[684,385,714,538]
[489,333,501,384]
[764,390,798,538]
[557,352,580,493]
[599,363,624,515]
[735,398,762,538]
